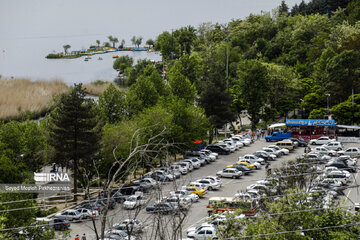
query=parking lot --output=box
[68,138,311,239]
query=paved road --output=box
[67,140,359,240]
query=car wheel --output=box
[208,186,213,191]
[311,142,316,145]
[232,175,237,179]
[266,138,270,142]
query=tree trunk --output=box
[209,127,214,144]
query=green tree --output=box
[154,31,175,60]
[48,84,101,200]
[120,39,125,48]
[135,36,143,48]
[131,36,136,47]
[331,94,360,124]
[96,40,100,48]
[146,38,154,48]
[126,76,159,115]
[236,60,270,128]
[113,55,134,73]
[309,108,327,119]
[198,46,235,143]
[63,44,71,55]
[325,50,360,103]
[103,42,111,48]
[98,84,127,124]
[168,68,197,104]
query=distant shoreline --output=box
[46,47,152,59]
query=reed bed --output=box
[0,78,69,119]
[83,80,127,96]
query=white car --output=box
[255,150,277,159]
[238,158,261,169]
[76,208,99,219]
[171,164,188,175]
[234,135,252,145]
[189,182,209,191]
[204,176,223,186]
[247,184,276,194]
[218,141,235,153]
[55,209,83,222]
[319,178,343,188]
[201,149,218,159]
[313,146,337,157]
[322,141,344,151]
[112,219,143,234]
[123,195,148,209]
[186,223,215,238]
[139,177,159,187]
[196,178,221,190]
[268,145,289,155]
[241,154,265,165]
[170,190,199,202]
[325,171,349,185]
[224,138,243,150]
[262,147,280,157]
[324,167,351,178]
[154,170,175,181]
[329,155,357,166]
[161,196,191,210]
[191,226,217,240]
[309,136,335,145]
[177,161,193,172]
[200,150,217,161]
[183,159,201,169]
[216,168,243,179]
[338,147,360,157]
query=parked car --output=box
[36,217,70,231]
[175,161,193,172]
[265,132,292,142]
[276,140,295,151]
[161,196,191,210]
[322,141,344,151]
[185,152,211,164]
[236,159,261,169]
[76,208,99,219]
[158,167,181,179]
[55,209,83,222]
[139,178,158,188]
[186,223,215,238]
[325,161,356,172]
[262,147,280,157]
[318,178,343,188]
[312,146,337,157]
[196,178,221,190]
[170,190,199,202]
[324,167,351,178]
[154,169,176,181]
[224,138,243,150]
[229,164,252,175]
[309,136,335,145]
[189,226,218,240]
[253,151,275,162]
[206,144,230,155]
[218,141,235,153]
[289,137,308,147]
[254,150,276,160]
[76,201,104,214]
[188,182,208,191]
[204,176,223,187]
[324,171,349,185]
[216,168,243,179]
[338,147,360,157]
[146,202,179,214]
[200,149,218,160]
[170,164,188,175]
[112,219,143,234]
[268,145,290,155]
[184,186,206,197]
[241,154,265,165]
[232,136,251,146]
[123,195,149,210]
[183,159,201,169]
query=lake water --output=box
[0,0,304,85]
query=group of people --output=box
[251,129,266,140]
[75,233,86,240]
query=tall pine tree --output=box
[49,84,101,200]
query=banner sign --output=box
[286,119,335,127]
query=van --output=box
[276,140,294,151]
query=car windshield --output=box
[128,197,137,202]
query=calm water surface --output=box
[0,0,304,85]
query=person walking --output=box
[265,163,271,176]
[75,234,80,240]
[81,233,87,240]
